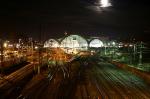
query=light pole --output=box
[104,43,107,55]
[31,39,34,63]
[112,41,116,59]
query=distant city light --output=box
[124,44,128,47]
[35,46,38,49]
[16,44,20,48]
[118,46,122,48]
[107,43,110,46]
[8,44,13,47]
[100,0,111,7]
[112,41,116,46]
[3,42,8,48]
[129,44,133,47]
[118,42,123,48]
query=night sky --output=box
[0,0,150,42]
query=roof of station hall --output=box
[45,34,109,43]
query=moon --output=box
[100,0,112,7]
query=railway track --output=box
[92,61,150,99]
[2,56,150,99]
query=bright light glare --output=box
[3,43,7,48]
[35,46,38,49]
[100,0,111,7]
[129,44,133,47]
[16,44,20,48]
[112,41,115,46]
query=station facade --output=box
[44,34,109,54]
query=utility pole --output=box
[104,45,107,55]
[138,42,143,66]
[0,39,4,74]
[38,24,42,74]
[37,17,41,74]
[30,38,34,63]
[133,44,136,62]
[18,39,21,55]
[38,44,41,74]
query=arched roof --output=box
[60,35,88,49]
[89,39,104,48]
[44,39,59,48]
